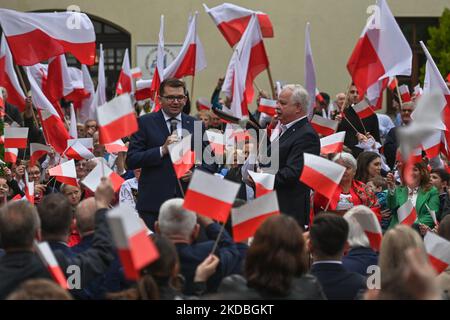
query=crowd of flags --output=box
[0,0,450,284]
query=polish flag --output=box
[4,148,18,163]
[222,14,269,116]
[421,41,450,157]
[107,205,159,280]
[94,44,107,108]
[4,127,28,148]
[0,9,96,66]
[414,84,423,99]
[81,161,125,193]
[168,134,195,179]
[388,76,398,91]
[135,79,152,101]
[347,0,412,99]
[30,143,52,166]
[352,208,383,251]
[299,153,346,200]
[184,170,240,223]
[69,103,78,139]
[35,241,68,289]
[105,139,128,153]
[78,64,96,124]
[197,97,212,111]
[149,15,165,112]
[424,232,450,274]
[67,138,93,151]
[206,130,225,156]
[97,93,138,144]
[422,131,441,159]
[203,3,273,47]
[316,89,325,104]
[164,12,207,79]
[131,67,142,80]
[311,115,339,136]
[231,191,279,242]
[257,98,277,116]
[65,66,90,104]
[320,132,346,155]
[352,99,375,119]
[0,33,26,111]
[24,171,34,204]
[304,22,317,119]
[116,48,133,95]
[248,170,275,198]
[26,67,70,154]
[397,199,417,226]
[49,160,78,187]
[65,140,95,161]
[398,84,411,103]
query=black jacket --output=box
[310,262,367,300]
[212,274,326,300]
[4,102,23,126]
[383,127,398,170]
[338,106,380,158]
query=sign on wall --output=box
[136,44,182,80]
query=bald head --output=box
[75,198,97,237]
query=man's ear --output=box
[35,228,42,242]
[343,240,350,255]
[154,221,160,234]
[191,224,200,242]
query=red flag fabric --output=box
[248,170,275,198]
[351,208,383,251]
[116,48,133,95]
[311,115,338,136]
[397,199,417,226]
[4,127,28,148]
[320,132,346,155]
[424,231,450,274]
[257,98,277,116]
[168,134,195,179]
[352,99,375,119]
[49,160,78,187]
[30,143,52,166]
[35,241,68,289]
[81,161,124,193]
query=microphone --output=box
[170,119,178,135]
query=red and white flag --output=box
[0,33,26,111]
[398,84,411,103]
[30,143,52,166]
[257,98,277,116]
[94,44,107,108]
[131,67,142,80]
[352,99,375,119]
[414,84,423,99]
[197,97,212,111]
[67,138,93,151]
[149,15,165,112]
[97,93,138,144]
[388,76,398,91]
[4,127,28,148]
[116,48,133,95]
[24,171,34,204]
[164,12,206,79]
[347,0,412,99]
[320,132,346,155]
[65,66,90,104]
[248,170,275,198]
[222,14,269,118]
[35,241,68,289]
[168,134,195,179]
[26,67,70,154]
[0,9,95,66]
[4,148,18,163]
[107,205,159,280]
[304,22,317,119]
[299,153,346,200]
[65,140,95,161]
[421,41,450,157]
[206,130,225,156]
[105,139,128,153]
[135,79,152,101]
[81,161,124,193]
[78,64,96,124]
[397,199,417,226]
[231,191,279,242]
[69,103,78,139]
[311,115,338,136]
[203,3,273,47]
[184,170,240,223]
[424,231,450,274]
[49,160,78,187]
[352,208,383,251]
[422,130,441,159]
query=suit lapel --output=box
[279,117,308,144]
[181,113,193,136]
[157,110,170,137]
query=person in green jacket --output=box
[386,161,438,229]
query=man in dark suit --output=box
[309,213,367,300]
[127,78,213,230]
[260,84,320,227]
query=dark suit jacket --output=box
[310,262,367,300]
[264,117,320,226]
[338,106,380,158]
[342,247,378,277]
[383,126,398,170]
[127,110,213,213]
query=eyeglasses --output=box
[401,109,413,113]
[160,95,187,102]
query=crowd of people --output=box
[1,74,450,301]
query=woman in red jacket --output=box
[312,152,381,223]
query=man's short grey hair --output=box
[283,84,309,114]
[158,198,197,239]
[333,152,357,171]
[343,205,372,249]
